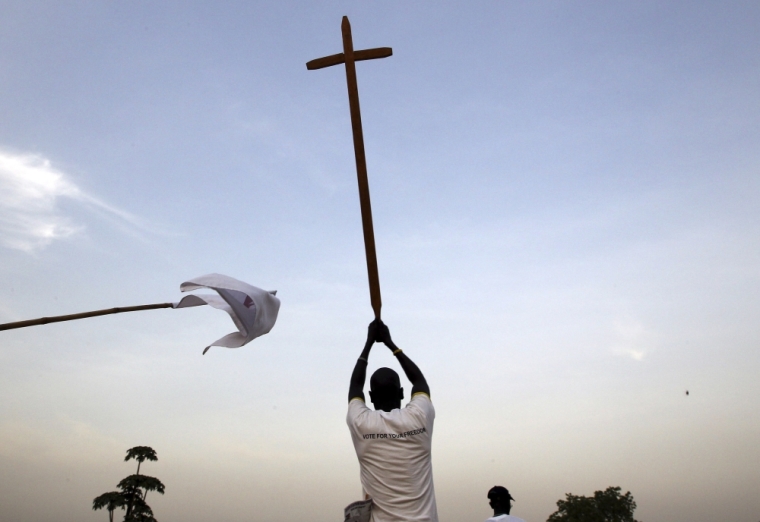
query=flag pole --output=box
[0,303,174,332]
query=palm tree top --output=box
[92,491,126,511]
[118,474,166,495]
[124,446,158,464]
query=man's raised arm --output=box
[376,322,430,398]
[348,321,376,403]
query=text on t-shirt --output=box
[361,427,427,440]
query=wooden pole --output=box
[307,16,392,320]
[0,303,174,332]
[341,17,382,320]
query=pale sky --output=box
[1,2,759,522]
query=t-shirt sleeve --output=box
[346,397,370,435]
[405,392,435,425]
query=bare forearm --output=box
[394,350,430,398]
[348,340,373,402]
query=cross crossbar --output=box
[306,47,393,70]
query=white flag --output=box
[173,273,280,354]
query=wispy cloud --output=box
[0,150,149,252]
[611,316,654,361]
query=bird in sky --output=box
[686,390,689,396]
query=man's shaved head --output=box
[369,368,403,412]
[370,367,401,392]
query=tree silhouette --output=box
[119,474,166,502]
[126,513,158,522]
[121,446,162,519]
[124,446,158,476]
[92,491,126,522]
[547,486,639,522]
[124,497,156,522]
[93,446,164,522]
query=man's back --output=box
[347,394,437,522]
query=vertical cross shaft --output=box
[307,16,392,320]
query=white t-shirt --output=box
[485,514,526,522]
[347,393,438,522]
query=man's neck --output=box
[374,402,400,412]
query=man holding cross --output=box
[347,319,438,522]
[307,17,437,521]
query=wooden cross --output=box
[307,16,392,320]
